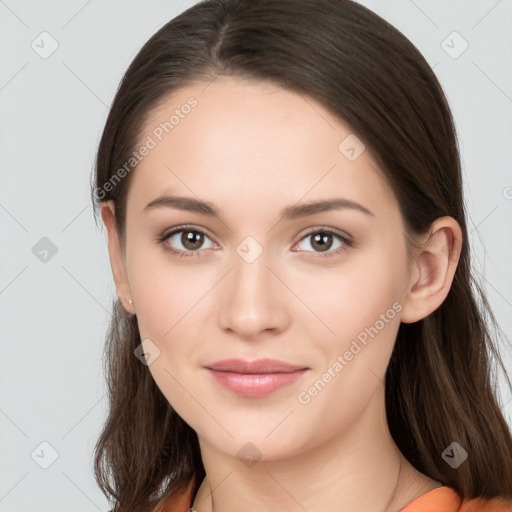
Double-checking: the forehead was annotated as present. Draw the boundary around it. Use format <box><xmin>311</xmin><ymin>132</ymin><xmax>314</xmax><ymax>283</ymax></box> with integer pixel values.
<box><xmin>127</xmin><ymin>76</ymin><xmax>395</xmax><ymax>218</ymax></box>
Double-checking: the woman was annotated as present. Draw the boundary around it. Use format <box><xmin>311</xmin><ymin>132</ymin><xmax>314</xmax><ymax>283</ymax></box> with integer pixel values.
<box><xmin>91</xmin><ymin>0</ymin><xmax>512</xmax><ymax>511</ymax></box>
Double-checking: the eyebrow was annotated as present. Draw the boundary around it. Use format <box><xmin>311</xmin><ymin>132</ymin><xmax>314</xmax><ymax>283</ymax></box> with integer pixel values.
<box><xmin>143</xmin><ymin>195</ymin><xmax>374</xmax><ymax>219</ymax></box>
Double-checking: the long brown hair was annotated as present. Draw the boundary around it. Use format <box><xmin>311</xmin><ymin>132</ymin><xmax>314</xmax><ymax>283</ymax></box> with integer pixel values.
<box><xmin>91</xmin><ymin>0</ymin><xmax>512</xmax><ymax>510</ymax></box>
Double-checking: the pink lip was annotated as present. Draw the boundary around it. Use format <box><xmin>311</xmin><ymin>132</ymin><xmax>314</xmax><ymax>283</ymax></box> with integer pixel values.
<box><xmin>205</xmin><ymin>358</ymin><xmax>309</xmax><ymax>398</ymax></box>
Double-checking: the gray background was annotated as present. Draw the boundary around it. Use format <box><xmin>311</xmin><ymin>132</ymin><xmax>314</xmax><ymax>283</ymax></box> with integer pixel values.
<box><xmin>1</xmin><ymin>0</ymin><xmax>511</xmax><ymax>510</ymax></box>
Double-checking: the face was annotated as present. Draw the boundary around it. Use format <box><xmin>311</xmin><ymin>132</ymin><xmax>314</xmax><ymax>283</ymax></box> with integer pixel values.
<box><xmin>109</xmin><ymin>76</ymin><xmax>417</xmax><ymax>461</ymax></box>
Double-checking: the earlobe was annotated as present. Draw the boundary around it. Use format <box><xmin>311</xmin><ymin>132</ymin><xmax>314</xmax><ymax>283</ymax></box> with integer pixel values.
<box><xmin>100</xmin><ymin>200</ymin><xmax>135</xmax><ymax>315</ymax></box>
<box><xmin>400</xmin><ymin>216</ymin><xmax>463</xmax><ymax>324</ymax></box>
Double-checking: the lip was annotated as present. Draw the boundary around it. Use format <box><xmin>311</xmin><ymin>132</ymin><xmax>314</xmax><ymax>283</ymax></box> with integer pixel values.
<box><xmin>206</xmin><ymin>358</ymin><xmax>306</xmax><ymax>374</ymax></box>
<box><xmin>205</xmin><ymin>358</ymin><xmax>309</xmax><ymax>398</ymax></box>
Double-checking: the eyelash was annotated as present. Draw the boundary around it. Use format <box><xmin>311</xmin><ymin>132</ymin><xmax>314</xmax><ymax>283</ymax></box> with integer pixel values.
<box><xmin>156</xmin><ymin>225</ymin><xmax>353</xmax><ymax>259</ymax></box>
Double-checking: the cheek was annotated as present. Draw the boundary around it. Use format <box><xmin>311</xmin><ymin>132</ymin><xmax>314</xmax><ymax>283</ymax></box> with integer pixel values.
<box><xmin>126</xmin><ymin>235</ymin><xmax>209</xmax><ymax>340</ymax></box>
<box><xmin>287</xmin><ymin>243</ymin><xmax>405</xmax><ymax>423</ymax></box>
<box><xmin>293</xmin><ymin>242</ymin><xmax>406</xmax><ymax>352</ymax></box>
<box><xmin>127</xmin><ymin>252</ymin><xmax>216</xmax><ymax>416</ymax></box>
<box><xmin>292</xmin><ymin>274</ymin><xmax>402</xmax><ymax>445</ymax></box>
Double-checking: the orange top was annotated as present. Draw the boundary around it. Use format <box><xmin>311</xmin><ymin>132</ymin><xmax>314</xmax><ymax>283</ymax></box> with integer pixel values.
<box><xmin>156</xmin><ymin>482</ymin><xmax>512</xmax><ymax>512</ymax></box>
<box><xmin>399</xmin><ymin>486</ymin><xmax>512</xmax><ymax>511</ymax></box>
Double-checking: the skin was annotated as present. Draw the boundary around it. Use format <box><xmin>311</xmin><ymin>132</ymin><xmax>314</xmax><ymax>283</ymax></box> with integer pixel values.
<box><xmin>101</xmin><ymin>76</ymin><xmax>462</xmax><ymax>512</ymax></box>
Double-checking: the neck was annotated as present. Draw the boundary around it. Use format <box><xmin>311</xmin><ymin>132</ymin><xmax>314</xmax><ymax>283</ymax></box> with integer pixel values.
<box><xmin>192</xmin><ymin>386</ymin><xmax>441</xmax><ymax>512</ymax></box>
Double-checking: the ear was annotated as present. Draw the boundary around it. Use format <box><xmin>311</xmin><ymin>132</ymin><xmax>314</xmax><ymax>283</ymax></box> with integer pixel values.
<box><xmin>100</xmin><ymin>200</ymin><xmax>135</xmax><ymax>315</ymax></box>
<box><xmin>400</xmin><ymin>216</ymin><xmax>463</xmax><ymax>324</ymax></box>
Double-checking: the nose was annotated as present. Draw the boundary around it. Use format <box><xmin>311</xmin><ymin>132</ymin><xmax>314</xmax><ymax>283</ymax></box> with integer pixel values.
<box><xmin>217</xmin><ymin>245</ymin><xmax>290</xmax><ymax>340</ymax></box>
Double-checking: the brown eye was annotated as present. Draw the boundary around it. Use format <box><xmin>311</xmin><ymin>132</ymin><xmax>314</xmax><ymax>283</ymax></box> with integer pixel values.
<box><xmin>294</xmin><ymin>229</ymin><xmax>352</xmax><ymax>257</ymax></box>
<box><xmin>310</xmin><ymin>232</ymin><xmax>334</xmax><ymax>252</ymax></box>
<box><xmin>180</xmin><ymin>230</ymin><xmax>205</xmax><ymax>250</ymax></box>
<box><xmin>158</xmin><ymin>226</ymin><xmax>217</xmax><ymax>258</ymax></box>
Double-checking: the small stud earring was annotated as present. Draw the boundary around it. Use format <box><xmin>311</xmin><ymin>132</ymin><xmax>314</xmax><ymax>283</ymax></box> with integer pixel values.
<box><xmin>127</xmin><ymin>299</ymin><xmax>133</xmax><ymax>304</ymax></box>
